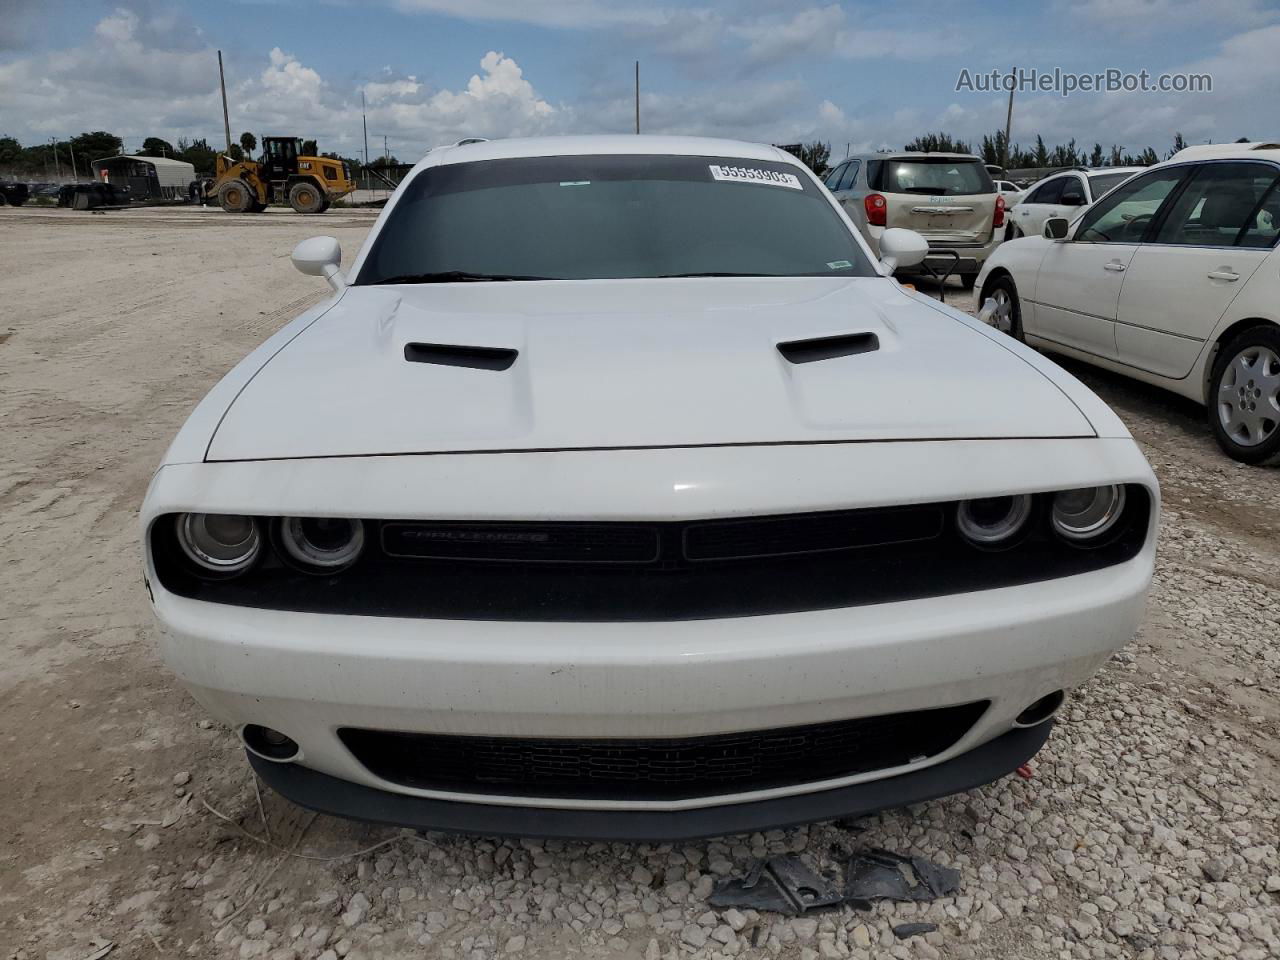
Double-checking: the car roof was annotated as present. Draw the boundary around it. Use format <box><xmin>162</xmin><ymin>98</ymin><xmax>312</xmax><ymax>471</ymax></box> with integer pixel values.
<box><xmin>417</xmin><ymin>135</ymin><xmax>797</xmax><ymax>170</ymax></box>
<box><xmin>1166</xmin><ymin>142</ymin><xmax>1280</xmax><ymax>163</ymax></box>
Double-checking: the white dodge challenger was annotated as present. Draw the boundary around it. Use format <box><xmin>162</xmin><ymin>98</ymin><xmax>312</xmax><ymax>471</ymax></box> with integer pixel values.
<box><xmin>142</xmin><ymin>136</ymin><xmax>1159</xmax><ymax>839</ymax></box>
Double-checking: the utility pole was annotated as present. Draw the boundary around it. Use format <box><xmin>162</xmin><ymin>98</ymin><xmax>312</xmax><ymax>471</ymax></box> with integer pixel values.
<box><xmin>51</xmin><ymin>139</ymin><xmax>62</xmax><ymax>179</ymax></box>
<box><xmin>68</xmin><ymin>140</ymin><xmax>78</xmax><ymax>180</ymax></box>
<box><xmin>361</xmin><ymin>90</ymin><xmax>369</xmax><ymax>169</ymax></box>
<box><xmin>384</xmin><ymin>135</ymin><xmax>389</xmax><ymax>164</ymax></box>
<box><xmin>1002</xmin><ymin>68</ymin><xmax>1015</xmax><ymax>170</ymax></box>
<box><xmin>218</xmin><ymin>49</ymin><xmax>232</xmax><ymax>155</ymax></box>
<box><xmin>634</xmin><ymin>61</ymin><xmax>640</xmax><ymax>135</ymax></box>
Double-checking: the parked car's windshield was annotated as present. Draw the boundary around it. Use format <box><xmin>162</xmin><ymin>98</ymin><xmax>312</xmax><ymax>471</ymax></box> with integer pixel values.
<box><xmin>871</xmin><ymin>158</ymin><xmax>993</xmax><ymax>197</ymax></box>
<box><xmin>355</xmin><ymin>154</ymin><xmax>877</xmax><ymax>283</ymax></box>
<box><xmin>1087</xmin><ymin>171</ymin><xmax>1134</xmax><ymax>198</ymax></box>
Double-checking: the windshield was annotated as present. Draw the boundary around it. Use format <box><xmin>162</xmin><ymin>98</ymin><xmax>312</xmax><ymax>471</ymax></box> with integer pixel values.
<box><xmin>354</xmin><ymin>154</ymin><xmax>876</xmax><ymax>284</ymax></box>
<box><xmin>873</xmin><ymin>158</ymin><xmax>993</xmax><ymax>197</ymax></box>
<box><xmin>1087</xmin><ymin>171</ymin><xmax>1134</xmax><ymax>199</ymax></box>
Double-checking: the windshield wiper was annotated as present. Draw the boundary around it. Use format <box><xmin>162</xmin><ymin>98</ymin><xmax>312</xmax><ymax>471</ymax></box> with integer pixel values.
<box><xmin>370</xmin><ymin>271</ymin><xmax>554</xmax><ymax>284</ymax></box>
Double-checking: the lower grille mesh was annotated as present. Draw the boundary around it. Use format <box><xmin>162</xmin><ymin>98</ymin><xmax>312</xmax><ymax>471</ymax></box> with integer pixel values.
<box><xmin>338</xmin><ymin>701</ymin><xmax>989</xmax><ymax>801</ymax></box>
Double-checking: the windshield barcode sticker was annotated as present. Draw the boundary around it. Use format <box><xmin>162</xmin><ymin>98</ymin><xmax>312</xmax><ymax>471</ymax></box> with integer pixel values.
<box><xmin>709</xmin><ymin>165</ymin><xmax>803</xmax><ymax>189</ymax></box>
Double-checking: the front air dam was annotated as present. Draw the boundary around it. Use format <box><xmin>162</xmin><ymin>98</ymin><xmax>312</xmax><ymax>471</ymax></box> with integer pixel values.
<box><xmin>248</xmin><ymin>721</ymin><xmax>1052</xmax><ymax>842</ymax></box>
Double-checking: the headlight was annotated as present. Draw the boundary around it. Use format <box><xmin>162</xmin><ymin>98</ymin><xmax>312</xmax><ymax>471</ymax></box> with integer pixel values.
<box><xmin>277</xmin><ymin>517</ymin><xmax>365</xmax><ymax>573</ymax></box>
<box><xmin>956</xmin><ymin>494</ymin><xmax>1033</xmax><ymax>548</ymax></box>
<box><xmin>177</xmin><ymin>513</ymin><xmax>261</xmax><ymax>575</ymax></box>
<box><xmin>1051</xmin><ymin>485</ymin><xmax>1127</xmax><ymax>543</ymax></box>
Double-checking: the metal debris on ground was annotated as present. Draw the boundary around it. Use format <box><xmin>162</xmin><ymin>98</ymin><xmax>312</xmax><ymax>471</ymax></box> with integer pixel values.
<box><xmin>844</xmin><ymin>849</ymin><xmax>961</xmax><ymax>903</ymax></box>
<box><xmin>708</xmin><ymin>856</ymin><xmax>843</xmax><ymax>916</ymax></box>
<box><xmin>710</xmin><ymin>848</ymin><xmax>960</xmax><ymax>917</ymax></box>
<box><xmin>893</xmin><ymin>922</ymin><xmax>939</xmax><ymax>939</ymax></box>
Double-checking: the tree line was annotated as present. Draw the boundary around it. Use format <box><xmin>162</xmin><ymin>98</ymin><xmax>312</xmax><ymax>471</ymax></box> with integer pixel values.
<box><xmin>0</xmin><ymin>130</ymin><xmax>383</xmax><ymax>179</ymax></box>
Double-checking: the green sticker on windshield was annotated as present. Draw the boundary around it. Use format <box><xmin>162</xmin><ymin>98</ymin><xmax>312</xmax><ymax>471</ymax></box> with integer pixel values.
<box><xmin>827</xmin><ymin>260</ymin><xmax>853</xmax><ymax>270</ymax></box>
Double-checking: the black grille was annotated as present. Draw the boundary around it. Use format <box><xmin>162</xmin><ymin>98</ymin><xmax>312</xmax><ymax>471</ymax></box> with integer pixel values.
<box><xmin>338</xmin><ymin>702</ymin><xmax>989</xmax><ymax>801</ymax></box>
<box><xmin>685</xmin><ymin>505</ymin><xmax>941</xmax><ymax>561</ymax></box>
<box><xmin>151</xmin><ymin>486</ymin><xmax>1151</xmax><ymax>621</ymax></box>
<box><xmin>382</xmin><ymin>521</ymin><xmax>659</xmax><ymax>563</ymax></box>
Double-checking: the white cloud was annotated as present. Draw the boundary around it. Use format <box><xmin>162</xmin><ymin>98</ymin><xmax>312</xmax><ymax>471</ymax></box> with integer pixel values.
<box><xmin>388</xmin><ymin>0</ymin><xmax>667</xmax><ymax>29</ymax></box>
<box><xmin>1057</xmin><ymin>0</ymin><xmax>1277</xmax><ymax>29</ymax></box>
<box><xmin>94</xmin><ymin>8</ymin><xmax>139</xmax><ymax>44</ymax></box>
<box><xmin>261</xmin><ymin>48</ymin><xmax>325</xmax><ymax>103</ymax></box>
<box><xmin>362</xmin><ymin>78</ymin><xmax>423</xmax><ymax>103</ymax></box>
<box><xmin>731</xmin><ymin>5</ymin><xmax>969</xmax><ymax>63</ymax></box>
<box><xmin>0</xmin><ymin>11</ymin><xmax>560</xmax><ymax>161</ymax></box>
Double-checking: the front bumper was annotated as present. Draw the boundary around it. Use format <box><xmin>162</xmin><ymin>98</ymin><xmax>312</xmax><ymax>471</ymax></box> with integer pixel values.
<box><xmin>155</xmin><ymin>545</ymin><xmax>1150</xmax><ymax>815</ymax></box>
<box><xmin>248</xmin><ymin>721</ymin><xmax>1052</xmax><ymax>841</ymax></box>
<box><xmin>145</xmin><ymin>439</ymin><xmax>1157</xmax><ymax>833</ymax></box>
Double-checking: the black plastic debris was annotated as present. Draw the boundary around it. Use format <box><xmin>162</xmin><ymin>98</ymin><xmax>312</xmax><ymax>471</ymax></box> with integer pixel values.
<box><xmin>709</xmin><ymin>856</ymin><xmax>843</xmax><ymax>916</ymax></box>
<box><xmin>844</xmin><ymin>849</ymin><xmax>960</xmax><ymax>903</ymax></box>
<box><xmin>893</xmin><ymin>922</ymin><xmax>939</xmax><ymax>939</ymax></box>
<box><xmin>711</xmin><ymin>849</ymin><xmax>959</xmax><ymax>917</ymax></box>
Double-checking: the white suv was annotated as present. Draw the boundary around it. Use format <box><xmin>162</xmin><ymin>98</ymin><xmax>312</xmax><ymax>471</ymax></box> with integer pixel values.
<box><xmin>1009</xmin><ymin>168</ymin><xmax>1144</xmax><ymax>239</ymax></box>
<box><xmin>978</xmin><ymin>143</ymin><xmax>1280</xmax><ymax>464</ymax></box>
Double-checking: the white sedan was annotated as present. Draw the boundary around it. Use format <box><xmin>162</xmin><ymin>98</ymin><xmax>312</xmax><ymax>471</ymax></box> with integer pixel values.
<box><xmin>1008</xmin><ymin>167</ymin><xmax>1145</xmax><ymax>240</ymax></box>
<box><xmin>978</xmin><ymin>143</ymin><xmax>1280</xmax><ymax>464</ymax></box>
<box><xmin>142</xmin><ymin>135</ymin><xmax>1157</xmax><ymax>839</ymax></box>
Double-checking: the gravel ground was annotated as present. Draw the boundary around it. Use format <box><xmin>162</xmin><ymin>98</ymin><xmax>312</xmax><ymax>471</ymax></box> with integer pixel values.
<box><xmin>2</xmin><ymin>210</ymin><xmax>1278</xmax><ymax>960</ymax></box>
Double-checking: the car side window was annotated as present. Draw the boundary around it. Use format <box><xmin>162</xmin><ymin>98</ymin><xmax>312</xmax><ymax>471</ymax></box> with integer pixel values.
<box><xmin>823</xmin><ymin>162</ymin><xmax>847</xmax><ymax>190</ymax></box>
<box><xmin>1060</xmin><ymin>176</ymin><xmax>1087</xmax><ymax>206</ymax></box>
<box><xmin>865</xmin><ymin>160</ymin><xmax>884</xmax><ymax>191</ymax></box>
<box><xmin>1074</xmin><ymin>167</ymin><xmax>1190</xmax><ymax>244</ymax></box>
<box><xmin>1240</xmin><ymin>178</ymin><xmax>1280</xmax><ymax>248</ymax></box>
<box><xmin>1151</xmin><ymin>162</ymin><xmax>1280</xmax><ymax>248</ymax></box>
<box><xmin>836</xmin><ymin>160</ymin><xmax>861</xmax><ymax>192</ymax></box>
<box><xmin>1027</xmin><ymin>178</ymin><xmax>1063</xmax><ymax>205</ymax></box>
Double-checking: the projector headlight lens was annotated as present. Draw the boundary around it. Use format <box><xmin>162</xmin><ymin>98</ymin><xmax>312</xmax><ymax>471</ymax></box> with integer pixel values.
<box><xmin>177</xmin><ymin>513</ymin><xmax>261</xmax><ymax>575</ymax></box>
<box><xmin>278</xmin><ymin>517</ymin><xmax>365</xmax><ymax>573</ymax></box>
<box><xmin>1051</xmin><ymin>485</ymin><xmax>1126</xmax><ymax>543</ymax></box>
<box><xmin>956</xmin><ymin>494</ymin><xmax>1033</xmax><ymax>548</ymax></box>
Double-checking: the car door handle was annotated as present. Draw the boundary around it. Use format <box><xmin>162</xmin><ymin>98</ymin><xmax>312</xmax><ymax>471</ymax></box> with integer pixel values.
<box><xmin>1103</xmin><ymin>262</ymin><xmax>1126</xmax><ymax>272</ymax></box>
<box><xmin>1207</xmin><ymin>270</ymin><xmax>1240</xmax><ymax>281</ymax></box>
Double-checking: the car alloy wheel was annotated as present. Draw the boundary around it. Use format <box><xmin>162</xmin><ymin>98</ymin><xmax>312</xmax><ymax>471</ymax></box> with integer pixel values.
<box><xmin>988</xmin><ymin>287</ymin><xmax>1016</xmax><ymax>335</ymax></box>
<box><xmin>982</xmin><ymin>276</ymin><xmax>1023</xmax><ymax>341</ymax></box>
<box><xmin>1217</xmin><ymin>344</ymin><xmax>1280</xmax><ymax>448</ymax></box>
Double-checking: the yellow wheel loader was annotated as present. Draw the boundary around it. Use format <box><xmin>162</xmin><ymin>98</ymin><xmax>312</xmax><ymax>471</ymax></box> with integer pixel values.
<box><xmin>209</xmin><ymin>136</ymin><xmax>355</xmax><ymax>214</ymax></box>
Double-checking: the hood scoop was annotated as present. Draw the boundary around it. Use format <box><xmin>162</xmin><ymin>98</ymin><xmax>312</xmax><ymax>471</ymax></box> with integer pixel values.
<box><xmin>404</xmin><ymin>342</ymin><xmax>518</xmax><ymax>371</ymax></box>
<box><xmin>777</xmin><ymin>332</ymin><xmax>879</xmax><ymax>365</ymax></box>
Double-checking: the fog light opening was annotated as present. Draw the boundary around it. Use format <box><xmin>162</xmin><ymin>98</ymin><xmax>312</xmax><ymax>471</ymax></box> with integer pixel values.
<box><xmin>1015</xmin><ymin>690</ymin><xmax>1065</xmax><ymax>728</ymax></box>
<box><xmin>242</xmin><ymin>724</ymin><xmax>301</xmax><ymax>763</ymax></box>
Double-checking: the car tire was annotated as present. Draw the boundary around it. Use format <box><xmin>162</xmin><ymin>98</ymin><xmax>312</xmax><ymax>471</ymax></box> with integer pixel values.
<box><xmin>289</xmin><ymin>181</ymin><xmax>325</xmax><ymax>214</ymax></box>
<box><xmin>218</xmin><ymin>179</ymin><xmax>253</xmax><ymax>213</ymax></box>
<box><xmin>1207</xmin><ymin>325</ymin><xmax>1280</xmax><ymax>465</ymax></box>
<box><xmin>960</xmin><ymin>272</ymin><xmax>978</xmax><ymax>290</ymax></box>
<box><xmin>982</xmin><ymin>274</ymin><xmax>1024</xmax><ymax>341</ymax></box>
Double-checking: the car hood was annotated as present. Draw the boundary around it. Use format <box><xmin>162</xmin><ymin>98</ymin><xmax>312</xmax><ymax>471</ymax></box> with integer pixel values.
<box><xmin>205</xmin><ymin>278</ymin><xmax>1093</xmax><ymax>461</ymax></box>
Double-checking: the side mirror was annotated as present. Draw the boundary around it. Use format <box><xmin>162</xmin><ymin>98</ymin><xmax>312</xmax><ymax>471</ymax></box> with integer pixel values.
<box><xmin>878</xmin><ymin>227</ymin><xmax>929</xmax><ymax>273</ymax></box>
<box><xmin>291</xmin><ymin>236</ymin><xmax>345</xmax><ymax>292</ymax></box>
<box><xmin>1043</xmin><ymin>217</ymin><xmax>1070</xmax><ymax>241</ymax></box>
